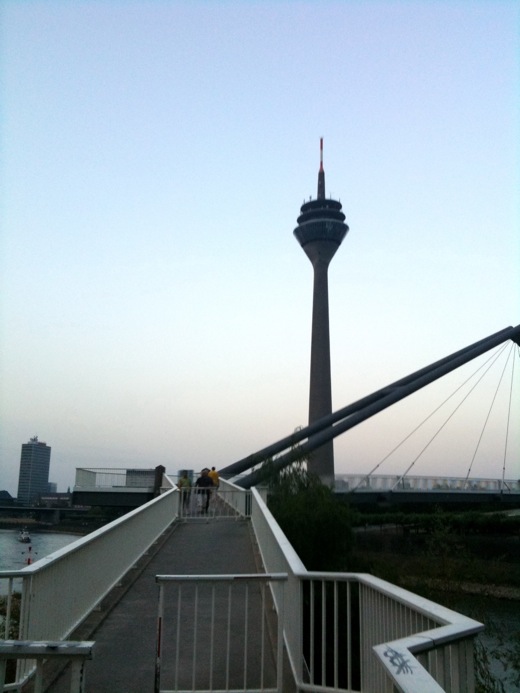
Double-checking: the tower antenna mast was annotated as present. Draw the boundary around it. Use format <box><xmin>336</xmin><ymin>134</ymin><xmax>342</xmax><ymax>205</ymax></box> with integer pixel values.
<box><xmin>317</xmin><ymin>137</ymin><xmax>325</xmax><ymax>199</ymax></box>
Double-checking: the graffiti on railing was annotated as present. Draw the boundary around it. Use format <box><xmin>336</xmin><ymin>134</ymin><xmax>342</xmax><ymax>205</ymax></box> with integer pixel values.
<box><xmin>384</xmin><ymin>646</ymin><xmax>414</xmax><ymax>675</ymax></box>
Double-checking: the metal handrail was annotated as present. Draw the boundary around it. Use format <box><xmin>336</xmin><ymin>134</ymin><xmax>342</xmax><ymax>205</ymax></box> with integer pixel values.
<box><xmin>250</xmin><ymin>487</ymin><xmax>484</xmax><ymax>693</ymax></box>
<box><xmin>154</xmin><ymin>574</ymin><xmax>287</xmax><ymax>693</ymax></box>
<box><xmin>0</xmin><ymin>488</ymin><xmax>177</xmax><ymax>688</ymax></box>
<box><xmin>0</xmin><ymin>640</ymin><xmax>94</xmax><ymax>693</ymax></box>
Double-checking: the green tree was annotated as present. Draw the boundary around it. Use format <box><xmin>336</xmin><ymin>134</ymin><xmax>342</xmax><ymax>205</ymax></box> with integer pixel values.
<box><xmin>264</xmin><ymin>459</ymin><xmax>353</xmax><ymax>571</ymax></box>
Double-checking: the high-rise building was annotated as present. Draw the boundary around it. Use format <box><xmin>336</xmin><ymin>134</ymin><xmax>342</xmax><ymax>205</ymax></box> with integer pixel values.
<box><xmin>294</xmin><ymin>140</ymin><xmax>349</xmax><ymax>485</ymax></box>
<box><xmin>17</xmin><ymin>436</ymin><xmax>51</xmax><ymax>504</ymax></box>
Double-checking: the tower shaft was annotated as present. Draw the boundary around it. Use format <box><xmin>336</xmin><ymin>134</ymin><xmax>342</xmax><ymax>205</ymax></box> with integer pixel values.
<box><xmin>308</xmin><ymin>258</ymin><xmax>334</xmax><ymax>484</ymax></box>
<box><xmin>309</xmin><ymin>259</ymin><xmax>332</xmax><ymax>421</ymax></box>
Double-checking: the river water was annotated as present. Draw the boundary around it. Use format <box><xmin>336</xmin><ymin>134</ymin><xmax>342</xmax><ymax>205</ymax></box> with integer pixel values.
<box><xmin>0</xmin><ymin>528</ymin><xmax>81</xmax><ymax>580</ymax></box>
<box><xmin>434</xmin><ymin>591</ymin><xmax>520</xmax><ymax>692</ymax></box>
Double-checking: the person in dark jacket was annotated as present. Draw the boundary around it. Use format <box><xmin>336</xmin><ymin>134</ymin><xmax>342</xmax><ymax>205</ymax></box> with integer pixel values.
<box><xmin>195</xmin><ymin>468</ymin><xmax>214</xmax><ymax>513</ymax></box>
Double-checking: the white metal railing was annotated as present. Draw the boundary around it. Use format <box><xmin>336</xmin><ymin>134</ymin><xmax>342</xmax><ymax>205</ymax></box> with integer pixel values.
<box><xmin>176</xmin><ymin>479</ymin><xmax>252</xmax><ymax>521</ymax></box>
<box><xmin>219</xmin><ymin>478</ymin><xmax>253</xmax><ymax>517</ymax></box>
<box><xmin>359</xmin><ymin>576</ymin><xmax>480</xmax><ymax>692</ymax></box>
<box><xmin>0</xmin><ymin>488</ymin><xmax>178</xmax><ymax>689</ymax></box>
<box><xmin>73</xmin><ymin>466</ymin><xmax>160</xmax><ymax>490</ymax></box>
<box><xmin>161</xmin><ymin>474</ymin><xmax>177</xmax><ymax>490</ymax></box>
<box><xmin>0</xmin><ymin>641</ymin><xmax>94</xmax><ymax>693</ymax></box>
<box><xmin>335</xmin><ymin>473</ymin><xmax>520</xmax><ymax>493</ymax></box>
<box><xmin>249</xmin><ymin>487</ymin><xmax>484</xmax><ymax>693</ymax></box>
<box><xmin>154</xmin><ymin>573</ymin><xmax>286</xmax><ymax>693</ymax></box>
<box><xmin>0</xmin><ymin>481</ymin><xmax>484</xmax><ymax>693</ymax></box>
<box><xmin>248</xmin><ymin>484</ymin><xmax>305</xmax><ymax>684</ymax></box>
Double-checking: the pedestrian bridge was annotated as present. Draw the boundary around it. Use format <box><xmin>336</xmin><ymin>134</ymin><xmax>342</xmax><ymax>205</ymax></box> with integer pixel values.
<box><xmin>1</xmin><ymin>475</ymin><xmax>482</xmax><ymax>693</ymax></box>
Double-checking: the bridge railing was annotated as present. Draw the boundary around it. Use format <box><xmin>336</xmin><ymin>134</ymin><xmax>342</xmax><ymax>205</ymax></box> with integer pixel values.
<box><xmin>215</xmin><ymin>477</ymin><xmax>252</xmax><ymax>517</ymax></box>
<box><xmin>74</xmin><ymin>466</ymin><xmax>158</xmax><ymax>490</ymax></box>
<box><xmin>168</xmin><ymin>477</ymin><xmax>252</xmax><ymax>520</ymax></box>
<box><xmin>154</xmin><ymin>573</ymin><xmax>286</xmax><ymax>693</ymax></box>
<box><xmin>0</xmin><ymin>482</ymin><xmax>484</xmax><ymax>693</ymax></box>
<box><xmin>250</xmin><ymin>487</ymin><xmax>483</xmax><ymax>693</ymax></box>
<box><xmin>0</xmin><ymin>488</ymin><xmax>178</xmax><ymax>689</ymax></box>
<box><xmin>335</xmin><ymin>473</ymin><xmax>520</xmax><ymax>493</ymax></box>
<box><xmin>0</xmin><ymin>640</ymin><xmax>95</xmax><ymax>693</ymax></box>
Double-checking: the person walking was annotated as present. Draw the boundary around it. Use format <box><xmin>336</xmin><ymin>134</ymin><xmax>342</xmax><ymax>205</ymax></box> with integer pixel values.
<box><xmin>177</xmin><ymin>471</ymin><xmax>191</xmax><ymax>511</ymax></box>
<box><xmin>208</xmin><ymin>467</ymin><xmax>220</xmax><ymax>489</ymax></box>
<box><xmin>195</xmin><ymin>468</ymin><xmax>214</xmax><ymax>513</ymax></box>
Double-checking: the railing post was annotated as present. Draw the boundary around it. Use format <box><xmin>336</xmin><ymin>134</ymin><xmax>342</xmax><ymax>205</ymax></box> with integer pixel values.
<box><xmin>154</xmin><ymin>582</ymin><xmax>164</xmax><ymax>693</ymax></box>
<box><xmin>276</xmin><ymin>579</ymin><xmax>284</xmax><ymax>692</ymax></box>
<box><xmin>0</xmin><ymin>641</ymin><xmax>94</xmax><ymax>693</ymax></box>
<box><xmin>69</xmin><ymin>658</ymin><xmax>89</xmax><ymax>693</ymax></box>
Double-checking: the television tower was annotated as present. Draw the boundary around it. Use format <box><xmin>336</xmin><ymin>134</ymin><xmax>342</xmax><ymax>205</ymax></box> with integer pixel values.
<box><xmin>293</xmin><ymin>139</ymin><xmax>349</xmax><ymax>485</ymax></box>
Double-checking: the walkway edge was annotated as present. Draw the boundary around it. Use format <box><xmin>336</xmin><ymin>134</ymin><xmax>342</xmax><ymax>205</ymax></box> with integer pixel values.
<box><xmin>36</xmin><ymin>522</ymin><xmax>179</xmax><ymax>693</ymax></box>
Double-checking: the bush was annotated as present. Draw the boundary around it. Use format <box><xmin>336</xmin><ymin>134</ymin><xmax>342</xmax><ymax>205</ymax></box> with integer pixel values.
<box><xmin>265</xmin><ymin>460</ymin><xmax>353</xmax><ymax>571</ymax></box>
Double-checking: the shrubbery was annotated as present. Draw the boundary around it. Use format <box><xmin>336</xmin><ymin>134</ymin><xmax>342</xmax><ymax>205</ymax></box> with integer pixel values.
<box><xmin>352</xmin><ymin>509</ymin><xmax>520</xmax><ymax>536</ymax></box>
<box><xmin>264</xmin><ymin>460</ymin><xmax>353</xmax><ymax>571</ymax></box>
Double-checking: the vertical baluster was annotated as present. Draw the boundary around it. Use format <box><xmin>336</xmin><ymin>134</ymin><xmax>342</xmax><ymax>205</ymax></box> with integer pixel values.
<box><xmin>276</xmin><ymin>577</ymin><xmax>284</xmax><ymax>693</ymax></box>
<box><xmin>209</xmin><ymin>583</ymin><xmax>215</xmax><ymax>691</ymax></box>
<box><xmin>174</xmin><ymin>584</ymin><xmax>181</xmax><ymax>691</ymax></box>
<box><xmin>321</xmin><ymin>579</ymin><xmax>326</xmax><ymax>687</ymax></box>
<box><xmin>333</xmin><ymin>579</ymin><xmax>338</xmax><ymax>689</ymax></box>
<box><xmin>309</xmin><ymin>580</ymin><xmax>315</xmax><ymax>684</ymax></box>
<box><xmin>154</xmin><ymin>582</ymin><xmax>164</xmax><ymax>693</ymax></box>
<box><xmin>346</xmin><ymin>580</ymin><xmax>352</xmax><ymax>692</ymax></box>
<box><xmin>0</xmin><ymin>660</ymin><xmax>7</xmax><ymax>692</ymax></box>
<box><xmin>191</xmin><ymin>584</ymin><xmax>198</xmax><ymax>690</ymax></box>
<box><xmin>225</xmin><ymin>583</ymin><xmax>232</xmax><ymax>690</ymax></box>
<box><xmin>243</xmin><ymin>582</ymin><xmax>249</xmax><ymax>689</ymax></box>
<box><xmin>33</xmin><ymin>659</ymin><xmax>44</xmax><ymax>693</ymax></box>
<box><xmin>260</xmin><ymin>581</ymin><xmax>265</xmax><ymax>691</ymax></box>
<box><xmin>4</xmin><ymin>580</ymin><xmax>13</xmax><ymax>639</ymax></box>
<box><xmin>69</xmin><ymin>659</ymin><xmax>87</xmax><ymax>693</ymax></box>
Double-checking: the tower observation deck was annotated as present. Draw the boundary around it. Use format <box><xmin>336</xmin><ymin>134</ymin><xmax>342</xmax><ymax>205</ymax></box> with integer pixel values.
<box><xmin>294</xmin><ymin>139</ymin><xmax>349</xmax><ymax>485</ymax></box>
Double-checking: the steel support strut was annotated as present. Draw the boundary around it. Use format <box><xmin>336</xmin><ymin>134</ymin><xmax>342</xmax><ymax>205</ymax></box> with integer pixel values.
<box><xmin>220</xmin><ymin>325</ymin><xmax>520</xmax><ymax>488</ymax></box>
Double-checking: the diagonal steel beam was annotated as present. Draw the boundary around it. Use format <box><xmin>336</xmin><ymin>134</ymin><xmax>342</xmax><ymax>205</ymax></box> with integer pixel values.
<box><xmin>221</xmin><ymin>324</ymin><xmax>520</xmax><ymax>488</ymax></box>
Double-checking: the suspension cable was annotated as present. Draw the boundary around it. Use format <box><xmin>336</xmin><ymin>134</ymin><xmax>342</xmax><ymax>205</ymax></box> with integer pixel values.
<box><xmin>352</xmin><ymin>342</ymin><xmax>509</xmax><ymax>491</ymax></box>
<box><xmin>501</xmin><ymin>344</ymin><xmax>519</xmax><ymax>492</ymax></box>
<box><xmin>391</xmin><ymin>342</ymin><xmax>510</xmax><ymax>490</ymax></box>
<box><xmin>463</xmin><ymin>343</ymin><xmax>514</xmax><ymax>489</ymax></box>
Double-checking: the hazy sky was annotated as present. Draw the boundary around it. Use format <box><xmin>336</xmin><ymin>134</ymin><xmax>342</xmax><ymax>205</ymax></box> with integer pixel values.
<box><xmin>1</xmin><ymin>0</ymin><xmax>519</xmax><ymax>496</ymax></box>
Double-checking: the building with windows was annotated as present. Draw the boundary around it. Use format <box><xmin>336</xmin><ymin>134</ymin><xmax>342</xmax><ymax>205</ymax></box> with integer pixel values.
<box><xmin>17</xmin><ymin>436</ymin><xmax>51</xmax><ymax>505</ymax></box>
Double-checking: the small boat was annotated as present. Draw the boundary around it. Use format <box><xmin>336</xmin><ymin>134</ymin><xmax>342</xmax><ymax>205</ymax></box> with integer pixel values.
<box><xmin>18</xmin><ymin>528</ymin><xmax>31</xmax><ymax>543</ymax></box>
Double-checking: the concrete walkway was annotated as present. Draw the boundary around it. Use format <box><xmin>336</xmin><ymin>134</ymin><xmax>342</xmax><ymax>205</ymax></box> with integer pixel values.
<box><xmin>48</xmin><ymin>519</ymin><xmax>271</xmax><ymax>693</ymax></box>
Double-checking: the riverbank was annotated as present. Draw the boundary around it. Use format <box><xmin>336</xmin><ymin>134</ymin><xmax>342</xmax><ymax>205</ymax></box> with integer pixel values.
<box><xmin>0</xmin><ymin>517</ymin><xmax>40</xmax><ymax>527</ymax></box>
<box><xmin>351</xmin><ymin>521</ymin><xmax>520</xmax><ymax>598</ymax></box>
<box><xmin>351</xmin><ymin>522</ymin><xmax>520</xmax><ymax>690</ymax></box>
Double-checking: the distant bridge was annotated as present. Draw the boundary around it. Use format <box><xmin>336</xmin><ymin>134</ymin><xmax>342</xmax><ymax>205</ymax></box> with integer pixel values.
<box><xmin>333</xmin><ymin>473</ymin><xmax>520</xmax><ymax>509</ymax></box>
